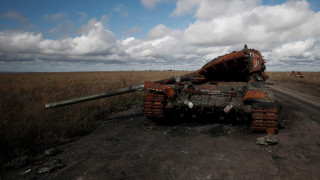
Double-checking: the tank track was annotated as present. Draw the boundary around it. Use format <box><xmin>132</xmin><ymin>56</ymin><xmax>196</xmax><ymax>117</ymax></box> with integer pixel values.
<box><xmin>143</xmin><ymin>93</ymin><xmax>165</xmax><ymax>119</ymax></box>
<box><xmin>143</xmin><ymin>93</ymin><xmax>279</xmax><ymax>133</ymax></box>
<box><xmin>251</xmin><ymin>107</ymin><xmax>278</xmax><ymax>133</ymax></box>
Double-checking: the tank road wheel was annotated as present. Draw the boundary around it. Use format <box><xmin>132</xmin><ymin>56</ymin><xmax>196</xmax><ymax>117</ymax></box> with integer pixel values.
<box><xmin>251</xmin><ymin>107</ymin><xmax>278</xmax><ymax>133</ymax></box>
<box><xmin>143</xmin><ymin>93</ymin><xmax>165</xmax><ymax>121</ymax></box>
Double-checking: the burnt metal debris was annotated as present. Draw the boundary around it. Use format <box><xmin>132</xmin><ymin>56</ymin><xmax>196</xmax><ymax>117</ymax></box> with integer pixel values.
<box><xmin>45</xmin><ymin>45</ymin><xmax>279</xmax><ymax>134</ymax></box>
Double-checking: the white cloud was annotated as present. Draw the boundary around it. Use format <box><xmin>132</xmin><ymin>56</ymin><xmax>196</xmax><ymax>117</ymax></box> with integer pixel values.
<box><xmin>146</xmin><ymin>24</ymin><xmax>172</xmax><ymax>39</ymax></box>
<box><xmin>121</xmin><ymin>37</ymin><xmax>135</xmax><ymax>46</ymax></box>
<box><xmin>1</xmin><ymin>0</ymin><xmax>320</xmax><ymax>71</ymax></box>
<box><xmin>195</xmin><ymin>0</ymin><xmax>260</xmax><ymax>20</ymax></box>
<box><xmin>0</xmin><ymin>31</ymin><xmax>42</xmax><ymax>53</ymax></box>
<box><xmin>269</xmin><ymin>38</ymin><xmax>320</xmax><ymax>69</ymax></box>
<box><xmin>140</xmin><ymin>0</ymin><xmax>165</xmax><ymax>10</ymax></box>
<box><xmin>0</xmin><ymin>17</ymin><xmax>120</xmax><ymax>63</ymax></box>
<box><xmin>171</xmin><ymin>0</ymin><xmax>200</xmax><ymax>16</ymax></box>
<box><xmin>184</xmin><ymin>0</ymin><xmax>316</xmax><ymax>46</ymax></box>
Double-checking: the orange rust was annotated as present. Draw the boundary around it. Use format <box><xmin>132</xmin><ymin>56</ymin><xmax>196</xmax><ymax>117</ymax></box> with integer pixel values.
<box><xmin>250</xmin><ymin>49</ymin><xmax>265</xmax><ymax>73</ymax></box>
<box><xmin>144</xmin><ymin>81</ymin><xmax>175</xmax><ymax>99</ymax></box>
<box><xmin>190</xmin><ymin>76</ymin><xmax>206</xmax><ymax>83</ymax></box>
<box><xmin>251</xmin><ymin>107</ymin><xmax>278</xmax><ymax>133</ymax></box>
<box><xmin>243</xmin><ymin>90</ymin><xmax>267</xmax><ymax>101</ymax></box>
<box><xmin>266</xmin><ymin>128</ymin><xmax>275</xmax><ymax>134</ymax></box>
<box><xmin>143</xmin><ymin>93</ymin><xmax>165</xmax><ymax>119</ymax></box>
<box><xmin>198</xmin><ymin>50</ymin><xmax>248</xmax><ymax>75</ymax></box>
<box><xmin>196</xmin><ymin>47</ymin><xmax>267</xmax><ymax>79</ymax></box>
<box><xmin>261</xmin><ymin>71</ymin><xmax>268</xmax><ymax>81</ymax></box>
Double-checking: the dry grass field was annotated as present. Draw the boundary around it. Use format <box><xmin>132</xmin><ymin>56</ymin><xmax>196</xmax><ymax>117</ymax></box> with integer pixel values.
<box><xmin>0</xmin><ymin>71</ymin><xmax>319</xmax><ymax>165</ymax></box>
<box><xmin>0</xmin><ymin>71</ymin><xmax>188</xmax><ymax>165</ymax></box>
<box><xmin>266</xmin><ymin>71</ymin><xmax>320</xmax><ymax>86</ymax></box>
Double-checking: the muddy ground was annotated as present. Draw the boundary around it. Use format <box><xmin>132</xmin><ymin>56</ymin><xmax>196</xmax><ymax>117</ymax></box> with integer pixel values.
<box><xmin>2</xmin><ymin>81</ymin><xmax>320</xmax><ymax>179</ymax></box>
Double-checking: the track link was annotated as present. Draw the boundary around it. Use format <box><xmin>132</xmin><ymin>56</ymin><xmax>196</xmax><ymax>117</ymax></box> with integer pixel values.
<box><xmin>143</xmin><ymin>93</ymin><xmax>165</xmax><ymax>119</ymax></box>
<box><xmin>251</xmin><ymin>107</ymin><xmax>278</xmax><ymax>133</ymax></box>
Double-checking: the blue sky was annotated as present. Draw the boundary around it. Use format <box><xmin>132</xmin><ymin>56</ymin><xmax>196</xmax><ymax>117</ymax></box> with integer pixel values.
<box><xmin>0</xmin><ymin>0</ymin><xmax>194</xmax><ymax>39</ymax></box>
<box><xmin>0</xmin><ymin>0</ymin><xmax>320</xmax><ymax>72</ymax></box>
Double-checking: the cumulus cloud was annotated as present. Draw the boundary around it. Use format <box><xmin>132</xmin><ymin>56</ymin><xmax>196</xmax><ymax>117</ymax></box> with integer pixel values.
<box><xmin>171</xmin><ymin>0</ymin><xmax>199</xmax><ymax>16</ymax></box>
<box><xmin>179</xmin><ymin>0</ymin><xmax>320</xmax><ymax>71</ymax></box>
<box><xmin>1</xmin><ymin>0</ymin><xmax>320</xmax><ymax>71</ymax></box>
<box><xmin>183</xmin><ymin>0</ymin><xmax>316</xmax><ymax>47</ymax></box>
<box><xmin>0</xmin><ymin>17</ymin><xmax>120</xmax><ymax>64</ymax></box>
<box><xmin>0</xmin><ymin>31</ymin><xmax>42</xmax><ymax>53</ymax></box>
<box><xmin>146</xmin><ymin>24</ymin><xmax>172</xmax><ymax>39</ymax></box>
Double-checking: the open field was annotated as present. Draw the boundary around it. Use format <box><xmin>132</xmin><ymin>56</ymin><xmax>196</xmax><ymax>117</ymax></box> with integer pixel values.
<box><xmin>0</xmin><ymin>71</ymin><xmax>189</xmax><ymax>165</ymax></box>
<box><xmin>0</xmin><ymin>71</ymin><xmax>319</xmax><ymax>168</ymax></box>
<box><xmin>266</xmin><ymin>71</ymin><xmax>320</xmax><ymax>86</ymax></box>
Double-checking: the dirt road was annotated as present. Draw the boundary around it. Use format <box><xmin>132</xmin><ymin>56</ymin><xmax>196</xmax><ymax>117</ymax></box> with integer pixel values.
<box><xmin>4</xmin><ymin>81</ymin><xmax>320</xmax><ymax>179</ymax></box>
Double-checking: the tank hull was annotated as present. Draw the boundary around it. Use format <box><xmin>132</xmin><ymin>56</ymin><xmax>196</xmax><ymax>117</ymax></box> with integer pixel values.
<box><xmin>143</xmin><ymin>81</ymin><xmax>278</xmax><ymax>132</ymax></box>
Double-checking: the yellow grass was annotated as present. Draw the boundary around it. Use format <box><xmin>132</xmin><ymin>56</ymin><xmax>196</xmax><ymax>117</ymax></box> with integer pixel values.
<box><xmin>0</xmin><ymin>71</ymin><xmax>189</xmax><ymax>164</ymax></box>
<box><xmin>266</xmin><ymin>72</ymin><xmax>320</xmax><ymax>86</ymax></box>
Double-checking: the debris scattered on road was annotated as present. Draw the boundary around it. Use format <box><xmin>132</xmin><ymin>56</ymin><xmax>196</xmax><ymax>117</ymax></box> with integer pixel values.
<box><xmin>20</xmin><ymin>168</ymin><xmax>31</xmax><ymax>175</ymax></box>
<box><xmin>180</xmin><ymin>150</ymin><xmax>188</xmax><ymax>154</ymax></box>
<box><xmin>265</xmin><ymin>134</ymin><xmax>279</xmax><ymax>145</ymax></box>
<box><xmin>38</xmin><ymin>159</ymin><xmax>64</xmax><ymax>174</ymax></box>
<box><xmin>4</xmin><ymin>155</ymin><xmax>29</xmax><ymax>169</ymax></box>
<box><xmin>256</xmin><ymin>136</ymin><xmax>268</xmax><ymax>145</ymax></box>
<box><xmin>45</xmin><ymin>148</ymin><xmax>62</xmax><ymax>156</ymax></box>
<box><xmin>256</xmin><ymin>134</ymin><xmax>279</xmax><ymax>145</ymax></box>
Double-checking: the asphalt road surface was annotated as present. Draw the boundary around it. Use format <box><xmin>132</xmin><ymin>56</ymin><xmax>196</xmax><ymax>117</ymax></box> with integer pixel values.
<box><xmin>4</xmin><ymin>81</ymin><xmax>320</xmax><ymax>180</ymax></box>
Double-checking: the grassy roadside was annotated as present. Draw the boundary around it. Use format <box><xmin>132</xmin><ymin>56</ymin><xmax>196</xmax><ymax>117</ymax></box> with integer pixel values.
<box><xmin>0</xmin><ymin>71</ymin><xmax>188</xmax><ymax>165</ymax></box>
<box><xmin>266</xmin><ymin>72</ymin><xmax>320</xmax><ymax>87</ymax></box>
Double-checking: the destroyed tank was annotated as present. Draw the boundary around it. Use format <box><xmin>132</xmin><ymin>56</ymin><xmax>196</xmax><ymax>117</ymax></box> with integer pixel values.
<box><xmin>45</xmin><ymin>45</ymin><xmax>278</xmax><ymax>133</ymax></box>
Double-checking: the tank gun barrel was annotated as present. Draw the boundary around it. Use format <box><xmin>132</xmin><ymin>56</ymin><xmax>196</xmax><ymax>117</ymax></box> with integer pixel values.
<box><xmin>45</xmin><ymin>72</ymin><xmax>197</xmax><ymax>109</ymax></box>
<box><xmin>45</xmin><ymin>84</ymin><xmax>144</xmax><ymax>109</ymax></box>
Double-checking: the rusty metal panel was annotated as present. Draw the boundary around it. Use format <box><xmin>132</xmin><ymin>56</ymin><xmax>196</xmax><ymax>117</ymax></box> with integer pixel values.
<box><xmin>243</xmin><ymin>90</ymin><xmax>268</xmax><ymax>101</ymax></box>
<box><xmin>144</xmin><ymin>81</ymin><xmax>175</xmax><ymax>99</ymax></box>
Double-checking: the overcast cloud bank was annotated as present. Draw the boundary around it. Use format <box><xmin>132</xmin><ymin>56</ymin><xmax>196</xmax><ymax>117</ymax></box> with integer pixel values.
<box><xmin>0</xmin><ymin>0</ymin><xmax>319</xmax><ymax>72</ymax></box>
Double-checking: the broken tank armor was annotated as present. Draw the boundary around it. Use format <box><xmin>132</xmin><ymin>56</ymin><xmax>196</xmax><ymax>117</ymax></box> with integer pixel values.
<box><xmin>45</xmin><ymin>45</ymin><xmax>278</xmax><ymax>133</ymax></box>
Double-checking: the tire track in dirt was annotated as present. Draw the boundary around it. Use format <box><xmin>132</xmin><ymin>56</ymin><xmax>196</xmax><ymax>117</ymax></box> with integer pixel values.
<box><xmin>269</xmin><ymin>83</ymin><xmax>320</xmax><ymax>125</ymax></box>
<box><xmin>270</xmin><ymin>84</ymin><xmax>320</xmax><ymax>109</ymax></box>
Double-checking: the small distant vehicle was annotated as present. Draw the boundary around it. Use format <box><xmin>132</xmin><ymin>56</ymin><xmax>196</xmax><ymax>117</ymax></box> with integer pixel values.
<box><xmin>291</xmin><ymin>71</ymin><xmax>304</xmax><ymax>78</ymax></box>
